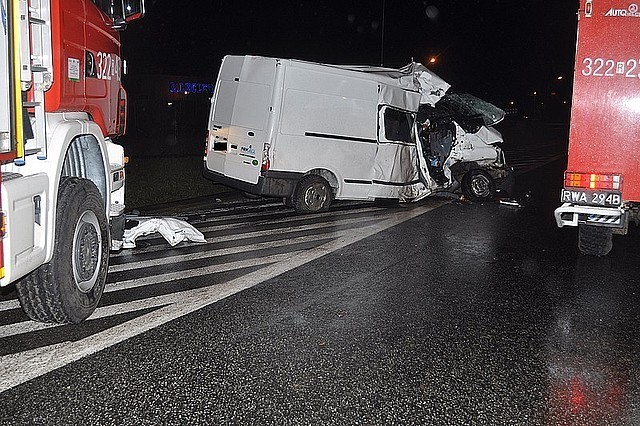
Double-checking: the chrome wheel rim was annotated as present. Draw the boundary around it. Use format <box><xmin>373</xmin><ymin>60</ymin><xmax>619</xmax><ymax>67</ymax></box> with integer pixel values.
<box><xmin>72</xmin><ymin>210</ymin><xmax>102</xmax><ymax>293</ymax></box>
<box><xmin>304</xmin><ymin>183</ymin><xmax>328</xmax><ymax>210</ymax></box>
<box><xmin>471</xmin><ymin>174</ymin><xmax>491</xmax><ymax>198</ymax></box>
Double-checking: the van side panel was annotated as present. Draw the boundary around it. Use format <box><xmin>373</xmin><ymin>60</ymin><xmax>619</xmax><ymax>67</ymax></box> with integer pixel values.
<box><xmin>275</xmin><ymin>65</ymin><xmax>379</xmax><ymax>199</ymax></box>
<box><xmin>205</xmin><ymin>56</ymin><xmax>426</xmax><ymax>201</ymax></box>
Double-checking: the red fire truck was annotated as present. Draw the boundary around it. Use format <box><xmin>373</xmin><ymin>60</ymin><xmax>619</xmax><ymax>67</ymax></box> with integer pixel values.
<box><xmin>555</xmin><ymin>0</ymin><xmax>640</xmax><ymax>256</ymax></box>
<box><xmin>0</xmin><ymin>0</ymin><xmax>144</xmax><ymax>323</ymax></box>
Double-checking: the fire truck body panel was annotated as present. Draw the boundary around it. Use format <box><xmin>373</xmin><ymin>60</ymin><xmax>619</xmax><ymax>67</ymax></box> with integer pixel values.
<box><xmin>47</xmin><ymin>0</ymin><xmax>122</xmax><ymax>136</ymax></box>
<box><xmin>555</xmin><ymin>0</ymin><xmax>640</xmax><ymax>255</ymax></box>
<box><xmin>566</xmin><ymin>0</ymin><xmax>640</xmax><ymax>201</ymax></box>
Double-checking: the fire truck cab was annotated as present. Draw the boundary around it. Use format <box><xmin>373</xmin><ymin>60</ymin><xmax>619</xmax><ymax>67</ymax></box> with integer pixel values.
<box><xmin>0</xmin><ymin>0</ymin><xmax>144</xmax><ymax>323</ymax></box>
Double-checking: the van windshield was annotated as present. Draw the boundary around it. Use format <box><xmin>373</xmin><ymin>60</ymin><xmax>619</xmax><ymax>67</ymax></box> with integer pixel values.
<box><xmin>438</xmin><ymin>93</ymin><xmax>505</xmax><ymax>131</ymax></box>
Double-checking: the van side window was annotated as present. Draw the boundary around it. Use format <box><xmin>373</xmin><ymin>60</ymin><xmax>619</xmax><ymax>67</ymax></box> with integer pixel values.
<box><xmin>383</xmin><ymin>108</ymin><xmax>413</xmax><ymax>143</ymax></box>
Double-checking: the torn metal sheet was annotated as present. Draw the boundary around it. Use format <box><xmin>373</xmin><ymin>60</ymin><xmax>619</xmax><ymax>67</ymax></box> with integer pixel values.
<box><xmin>123</xmin><ymin>217</ymin><xmax>206</xmax><ymax>249</ymax></box>
<box><xmin>334</xmin><ymin>61</ymin><xmax>450</xmax><ymax>106</ymax></box>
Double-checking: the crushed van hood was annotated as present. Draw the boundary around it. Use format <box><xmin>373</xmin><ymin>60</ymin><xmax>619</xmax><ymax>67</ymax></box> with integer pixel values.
<box><xmin>405</xmin><ymin>62</ymin><xmax>451</xmax><ymax>106</ymax></box>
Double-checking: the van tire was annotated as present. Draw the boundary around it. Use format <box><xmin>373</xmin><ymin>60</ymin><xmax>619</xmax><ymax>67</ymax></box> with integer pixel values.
<box><xmin>15</xmin><ymin>177</ymin><xmax>109</xmax><ymax>324</ymax></box>
<box><xmin>578</xmin><ymin>224</ymin><xmax>613</xmax><ymax>256</ymax></box>
<box><xmin>462</xmin><ymin>169</ymin><xmax>496</xmax><ymax>201</ymax></box>
<box><xmin>293</xmin><ymin>175</ymin><xmax>333</xmax><ymax>213</ymax></box>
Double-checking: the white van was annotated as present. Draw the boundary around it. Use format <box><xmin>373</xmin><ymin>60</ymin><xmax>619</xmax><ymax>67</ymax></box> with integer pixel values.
<box><xmin>203</xmin><ymin>55</ymin><xmax>511</xmax><ymax>213</ymax></box>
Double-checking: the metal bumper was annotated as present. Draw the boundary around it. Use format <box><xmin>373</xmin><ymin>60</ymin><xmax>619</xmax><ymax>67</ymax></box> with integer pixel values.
<box><xmin>554</xmin><ymin>203</ymin><xmax>626</xmax><ymax>229</ymax></box>
<box><xmin>202</xmin><ymin>163</ymin><xmax>303</xmax><ymax>198</ymax></box>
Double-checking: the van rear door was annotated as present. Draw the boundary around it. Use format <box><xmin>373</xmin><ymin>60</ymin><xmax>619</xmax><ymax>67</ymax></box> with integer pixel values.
<box><xmin>206</xmin><ymin>56</ymin><xmax>274</xmax><ymax>185</ymax></box>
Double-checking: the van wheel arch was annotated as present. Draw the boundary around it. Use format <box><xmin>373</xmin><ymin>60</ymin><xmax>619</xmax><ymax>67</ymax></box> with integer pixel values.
<box><xmin>308</xmin><ymin>169</ymin><xmax>338</xmax><ymax>194</ymax></box>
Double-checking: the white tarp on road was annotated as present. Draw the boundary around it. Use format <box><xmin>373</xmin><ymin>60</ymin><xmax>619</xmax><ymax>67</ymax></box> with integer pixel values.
<box><xmin>123</xmin><ymin>217</ymin><xmax>206</xmax><ymax>249</ymax></box>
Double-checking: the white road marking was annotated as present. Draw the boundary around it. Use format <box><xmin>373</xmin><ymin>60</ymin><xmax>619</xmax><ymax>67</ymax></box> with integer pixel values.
<box><xmin>108</xmin><ymin>218</ymin><xmax>366</xmax><ymax>274</ymax></box>
<box><xmin>107</xmin><ymin>232</ymin><xmax>333</xmax><ymax>273</ymax></box>
<box><xmin>0</xmin><ymin>213</ymin><xmax>374</xmax><ymax>313</ymax></box>
<box><xmin>0</xmin><ymin>300</ymin><xmax>19</xmax><ymax>312</ymax></box>
<box><xmin>120</xmin><ymin>212</ymin><xmax>383</xmax><ymax>256</ymax></box>
<box><xmin>0</xmin><ymin>201</ymin><xmax>446</xmax><ymax>393</ymax></box>
<box><xmin>111</xmin><ymin>203</ymin><xmax>379</xmax><ymax>257</ymax></box>
<box><xmin>104</xmin><ymin>250</ymin><xmax>302</xmax><ymax>293</ymax></box>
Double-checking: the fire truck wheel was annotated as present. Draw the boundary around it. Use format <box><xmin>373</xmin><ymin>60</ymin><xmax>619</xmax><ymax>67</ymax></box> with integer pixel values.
<box><xmin>462</xmin><ymin>169</ymin><xmax>496</xmax><ymax>202</ymax></box>
<box><xmin>16</xmin><ymin>177</ymin><xmax>109</xmax><ymax>324</ymax></box>
<box><xmin>578</xmin><ymin>224</ymin><xmax>613</xmax><ymax>256</ymax></box>
<box><xmin>293</xmin><ymin>175</ymin><xmax>333</xmax><ymax>213</ymax></box>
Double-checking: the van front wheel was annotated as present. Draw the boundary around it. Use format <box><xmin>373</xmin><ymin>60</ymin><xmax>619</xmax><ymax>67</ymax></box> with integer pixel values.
<box><xmin>293</xmin><ymin>175</ymin><xmax>333</xmax><ymax>213</ymax></box>
<box><xmin>462</xmin><ymin>169</ymin><xmax>496</xmax><ymax>201</ymax></box>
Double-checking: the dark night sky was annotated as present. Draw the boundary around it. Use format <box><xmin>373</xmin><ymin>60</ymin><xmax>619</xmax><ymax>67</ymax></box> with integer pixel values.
<box><xmin>121</xmin><ymin>0</ymin><xmax>579</xmax><ymax>108</ymax></box>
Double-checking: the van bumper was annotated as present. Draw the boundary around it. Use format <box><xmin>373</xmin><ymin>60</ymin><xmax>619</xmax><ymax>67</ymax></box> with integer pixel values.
<box><xmin>203</xmin><ymin>164</ymin><xmax>303</xmax><ymax>198</ymax></box>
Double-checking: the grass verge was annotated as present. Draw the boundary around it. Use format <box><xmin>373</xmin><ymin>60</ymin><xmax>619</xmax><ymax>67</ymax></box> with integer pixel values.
<box><xmin>124</xmin><ymin>155</ymin><xmax>228</xmax><ymax>210</ymax></box>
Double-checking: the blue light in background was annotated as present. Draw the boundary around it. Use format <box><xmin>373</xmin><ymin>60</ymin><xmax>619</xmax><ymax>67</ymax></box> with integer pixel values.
<box><xmin>169</xmin><ymin>81</ymin><xmax>214</xmax><ymax>95</ymax></box>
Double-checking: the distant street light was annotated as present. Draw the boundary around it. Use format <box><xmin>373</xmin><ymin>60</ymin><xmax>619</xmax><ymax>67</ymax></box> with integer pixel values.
<box><xmin>428</xmin><ymin>56</ymin><xmax>437</xmax><ymax>64</ymax></box>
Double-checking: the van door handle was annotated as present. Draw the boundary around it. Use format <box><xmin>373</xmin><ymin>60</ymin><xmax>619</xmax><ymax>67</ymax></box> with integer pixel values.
<box><xmin>247</xmin><ymin>132</ymin><xmax>254</xmax><ymax>137</ymax></box>
<box><xmin>230</xmin><ymin>144</ymin><xmax>237</xmax><ymax>149</ymax></box>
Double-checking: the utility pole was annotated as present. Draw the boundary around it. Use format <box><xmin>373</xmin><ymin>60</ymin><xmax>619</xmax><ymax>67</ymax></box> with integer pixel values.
<box><xmin>380</xmin><ymin>0</ymin><xmax>385</xmax><ymax>66</ymax></box>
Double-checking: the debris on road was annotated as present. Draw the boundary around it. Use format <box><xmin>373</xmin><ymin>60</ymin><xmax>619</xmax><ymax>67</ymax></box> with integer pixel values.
<box><xmin>123</xmin><ymin>217</ymin><xmax>206</xmax><ymax>249</ymax></box>
<box><xmin>499</xmin><ymin>199</ymin><xmax>523</xmax><ymax>208</ymax></box>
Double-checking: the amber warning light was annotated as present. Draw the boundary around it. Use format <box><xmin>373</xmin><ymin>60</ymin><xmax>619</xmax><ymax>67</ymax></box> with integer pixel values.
<box><xmin>585</xmin><ymin>0</ymin><xmax>593</xmax><ymax>17</ymax></box>
<box><xmin>564</xmin><ymin>172</ymin><xmax>622</xmax><ymax>190</ymax></box>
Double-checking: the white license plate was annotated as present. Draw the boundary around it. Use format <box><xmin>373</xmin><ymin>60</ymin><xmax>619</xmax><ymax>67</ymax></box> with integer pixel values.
<box><xmin>561</xmin><ymin>189</ymin><xmax>622</xmax><ymax>207</ymax></box>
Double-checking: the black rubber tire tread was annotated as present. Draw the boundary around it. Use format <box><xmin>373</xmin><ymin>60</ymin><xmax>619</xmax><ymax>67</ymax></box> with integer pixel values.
<box><xmin>15</xmin><ymin>177</ymin><xmax>109</xmax><ymax>324</ymax></box>
<box><xmin>578</xmin><ymin>224</ymin><xmax>613</xmax><ymax>257</ymax></box>
<box><xmin>293</xmin><ymin>175</ymin><xmax>333</xmax><ymax>214</ymax></box>
<box><xmin>462</xmin><ymin>169</ymin><xmax>496</xmax><ymax>202</ymax></box>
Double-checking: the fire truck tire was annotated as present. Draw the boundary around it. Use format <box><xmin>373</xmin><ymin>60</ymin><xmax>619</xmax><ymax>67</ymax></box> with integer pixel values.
<box><xmin>462</xmin><ymin>169</ymin><xmax>496</xmax><ymax>202</ymax></box>
<box><xmin>16</xmin><ymin>177</ymin><xmax>109</xmax><ymax>324</ymax></box>
<box><xmin>293</xmin><ymin>175</ymin><xmax>333</xmax><ymax>213</ymax></box>
<box><xmin>578</xmin><ymin>224</ymin><xmax>613</xmax><ymax>256</ymax></box>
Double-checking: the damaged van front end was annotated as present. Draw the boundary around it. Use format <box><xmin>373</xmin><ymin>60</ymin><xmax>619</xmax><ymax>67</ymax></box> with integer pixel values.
<box><xmin>417</xmin><ymin>92</ymin><xmax>513</xmax><ymax>201</ymax></box>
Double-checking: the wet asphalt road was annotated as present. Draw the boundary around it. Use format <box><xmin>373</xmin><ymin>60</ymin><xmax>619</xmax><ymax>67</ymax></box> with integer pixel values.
<box><xmin>2</xmin><ymin>159</ymin><xmax>640</xmax><ymax>424</ymax></box>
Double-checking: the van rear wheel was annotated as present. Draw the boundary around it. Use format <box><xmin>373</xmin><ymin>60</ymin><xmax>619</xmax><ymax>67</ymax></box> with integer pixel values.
<box><xmin>293</xmin><ymin>175</ymin><xmax>333</xmax><ymax>213</ymax></box>
<box><xmin>578</xmin><ymin>224</ymin><xmax>613</xmax><ymax>256</ymax></box>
